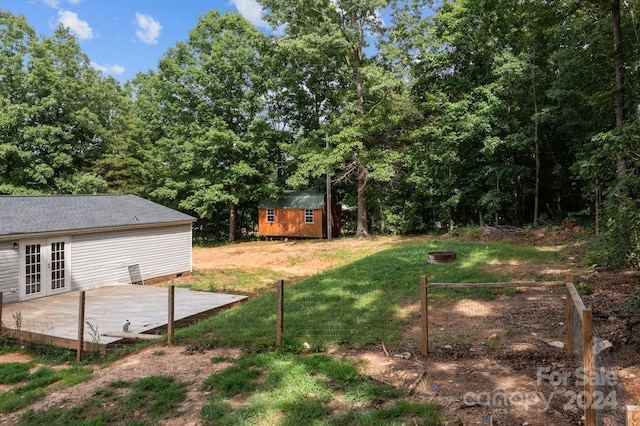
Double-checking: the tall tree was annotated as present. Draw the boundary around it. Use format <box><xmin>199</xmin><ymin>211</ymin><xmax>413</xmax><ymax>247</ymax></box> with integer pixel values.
<box><xmin>261</xmin><ymin>0</ymin><xmax>401</xmax><ymax>236</ymax></box>
<box><xmin>93</xmin><ymin>80</ymin><xmax>150</xmax><ymax>195</ymax></box>
<box><xmin>0</xmin><ymin>15</ymin><xmax>115</xmax><ymax>194</ymax></box>
<box><xmin>142</xmin><ymin>11</ymin><xmax>274</xmax><ymax>242</ymax></box>
<box><xmin>0</xmin><ymin>11</ymin><xmax>34</xmax><ymax>193</ymax></box>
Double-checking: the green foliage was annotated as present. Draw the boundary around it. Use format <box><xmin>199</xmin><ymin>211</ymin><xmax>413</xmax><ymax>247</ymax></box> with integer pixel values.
<box><xmin>0</xmin><ymin>13</ymin><xmax>119</xmax><ymax>195</ymax></box>
<box><xmin>4</xmin><ymin>1</ymin><xmax>640</xmax><ymax>262</ymax></box>
<box><xmin>575</xmin><ymin>282</ymin><xmax>593</xmax><ymax>296</ymax></box>
<box><xmin>137</xmin><ymin>11</ymin><xmax>277</xmax><ymax>241</ymax></box>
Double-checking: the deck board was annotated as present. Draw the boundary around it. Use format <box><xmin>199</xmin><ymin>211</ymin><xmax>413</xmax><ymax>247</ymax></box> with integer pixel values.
<box><xmin>1</xmin><ymin>284</ymin><xmax>247</xmax><ymax>350</ymax></box>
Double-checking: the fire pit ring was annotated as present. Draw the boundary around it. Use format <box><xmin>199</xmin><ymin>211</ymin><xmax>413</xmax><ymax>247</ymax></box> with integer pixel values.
<box><xmin>427</xmin><ymin>251</ymin><xmax>457</xmax><ymax>264</ymax></box>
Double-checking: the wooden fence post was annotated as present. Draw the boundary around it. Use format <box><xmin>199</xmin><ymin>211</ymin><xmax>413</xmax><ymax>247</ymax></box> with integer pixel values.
<box><xmin>167</xmin><ymin>285</ymin><xmax>175</xmax><ymax>345</ymax></box>
<box><xmin>420</xmin><ymin>276</ymin><xmax>428</xmax><ymax>357</ymax></box>
<box><xmin>627</xmin><ymin>405</ymin><xmax>640</xmax><ymax>426</ymax></box>
<box><xmin>276</xmin><ymin>280</ymin><xmax>284</xmax><ymax>346</ymax></box>
<box><xmin>565</xmin><ymin>275</ymin><xmax>575</xmax><ymax>356</ymax></box>
<box><xmin>77</xmin><ymin>291</ymin><xmax>85</xmax><ymax>362</ymax></box>
<box><xmin>582</xmin><ymin>308</ymin><xmax>596</xmax><ymax>426</ymax></box>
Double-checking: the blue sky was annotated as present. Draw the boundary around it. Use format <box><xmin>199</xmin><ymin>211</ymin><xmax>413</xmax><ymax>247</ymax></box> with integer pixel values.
<box><xmin>3</xmin><ymin>0</ymin><xmax>269</xmax><ymax>82</ymax></box>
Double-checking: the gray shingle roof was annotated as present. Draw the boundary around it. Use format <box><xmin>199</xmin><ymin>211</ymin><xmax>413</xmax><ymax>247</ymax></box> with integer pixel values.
<box><xmin>0</xmin><ymin>195</ymin><xmax>195</xmax><ymax>237</ymax></box>
<box><xmin>259</xmin><ymin>190</ymin><xmax>325</xmax><ymax>210</ymax></box>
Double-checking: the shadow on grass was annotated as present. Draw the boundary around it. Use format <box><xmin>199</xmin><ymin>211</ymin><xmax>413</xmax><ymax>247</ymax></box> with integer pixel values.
<box><xmin>200</xmin><ymin>351</ymin><xmax>439</xmax><ymax>426</ymax></box>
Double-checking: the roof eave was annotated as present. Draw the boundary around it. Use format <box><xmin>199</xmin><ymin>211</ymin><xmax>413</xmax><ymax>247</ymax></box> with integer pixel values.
<box><xmin>0</xmin><ymin>219</ymin><xmax>196</xmax><ymax>242</ymax></box>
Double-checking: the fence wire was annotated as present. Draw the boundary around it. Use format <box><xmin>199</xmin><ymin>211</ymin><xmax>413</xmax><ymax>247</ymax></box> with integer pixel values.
<box><xmin>427</xmin><ymin>286</ymin><xmax>566</xmax><ymax>355</ymax></box>
<box><xmin>0</xmin><ymin>279</ymin><xmax>633</xmax><ymax>425</ymax></box>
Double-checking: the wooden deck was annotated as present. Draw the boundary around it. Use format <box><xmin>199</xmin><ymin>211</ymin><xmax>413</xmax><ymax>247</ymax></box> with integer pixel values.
<box><xmin>0</xmin><ymin>284</ymin><xmax>248</xmax><ymax>351</ymax></box>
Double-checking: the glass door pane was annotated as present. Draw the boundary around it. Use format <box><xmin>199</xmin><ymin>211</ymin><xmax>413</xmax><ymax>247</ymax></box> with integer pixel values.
<box><xmin>49</xmin><ymin>241</ymin><xmax>66</xmax><ymax>291</ymax></box>
<box><xmin>24</xmin><ymin>243</ymin><xmax>43</xmax><ymax>297</ymax></box>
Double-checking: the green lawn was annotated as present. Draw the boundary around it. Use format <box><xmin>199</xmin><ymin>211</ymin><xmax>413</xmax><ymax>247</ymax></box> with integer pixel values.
<box><xmin>175</xmin><ymin>238</ymin><xmax>567</xmax><ymax>349</ymax></box>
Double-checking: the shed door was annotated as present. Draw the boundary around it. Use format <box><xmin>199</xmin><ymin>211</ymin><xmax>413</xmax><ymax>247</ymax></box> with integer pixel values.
<box><xmin>20</xmin><ymin>238</ymin><xmax>70</xmax><ymax>301</ymax></box>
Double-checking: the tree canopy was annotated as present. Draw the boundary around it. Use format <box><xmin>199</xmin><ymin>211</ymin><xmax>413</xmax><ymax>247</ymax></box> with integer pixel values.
<box><xmin>2</xmin><ymin>2</ymin><xmax>640</xmax><ymax>264</ymax></box>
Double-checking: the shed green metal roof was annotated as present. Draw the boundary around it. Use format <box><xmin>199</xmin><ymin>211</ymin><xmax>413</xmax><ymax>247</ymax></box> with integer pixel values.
<box><xmin>259</xmin><ymin>190</ymin><xmax>325</xmax><ymax>210</ymax></box>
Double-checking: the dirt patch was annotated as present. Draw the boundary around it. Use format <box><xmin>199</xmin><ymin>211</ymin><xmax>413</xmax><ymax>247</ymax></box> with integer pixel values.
<box><xmin>191</xmin><ymin>237</ymin><xmax>399</xmax><ymax>278</ymax></box>
<box><xmin>0</xmin><ymin>353</ymin><xmax>33</xmax><ymax>364</ymax></box>
<box><xmin>1</xmin><ymin>345</ymin><xmax>241</xmax><ymax>425</ymax></box>
<box><xmin>2</xmin><ymin>231</ymin><xmax>639</xmax><ymax>425</ymax></box>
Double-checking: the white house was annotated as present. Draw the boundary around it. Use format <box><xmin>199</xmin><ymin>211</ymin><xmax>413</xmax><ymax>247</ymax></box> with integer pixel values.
<box><xmin>0</xmin><ymin>194</ymin><xmax>195</xmax><ymax>304</ymax></box>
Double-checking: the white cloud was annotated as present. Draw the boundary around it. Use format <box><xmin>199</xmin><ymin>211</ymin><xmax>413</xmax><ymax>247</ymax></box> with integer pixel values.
<box><xmin>57</xmin><ymin>10</ymin><xmax>93</xmax><ymax>40</ymax></box>
<box><xmin>230</xmin><ymin>0</ymin><xmax>269</xmax><ymax>29</ymax></box>
<box><xmin>91</xmin><ymin>61</ymin><xmax>125</xmax><ymax>76</ymax></box>
<box><xmin>135</xmin><ymin>13</ymin><xmax>162</xmax><ymax>45</ymax></box>
<box><xmin>43</xmin><ymin>0</ymin><xmax>83</xmax><ymax>8</ymax></box>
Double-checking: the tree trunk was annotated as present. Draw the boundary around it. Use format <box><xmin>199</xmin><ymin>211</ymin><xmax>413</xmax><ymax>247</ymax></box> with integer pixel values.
<box><xmin>613</xmin><ymin>0</ymin><xmax>624</xmax><ymax>130</ymax></box>
<box><xmin>353</xmin><ymin>42</ymin><xmax>369</xmax><ymax>237</ymax></box>
<box><xmin>531</xmin><ymin>65</ymin><xmax>540</xmax><ymax>226</ymax></box>
<box><xmin>612</xmin><ymin>0</ymin><xmax>626</xmax><ymax>178</ymax></box>
<box><xmin>356</xmin><ymin>164</ymin><xmax>369</xmax><ymax>237</ymax></box>
<box><xmin>229</xmin><ymin>186</ymin><xmax>237</xmax><ymax>243</ymax></box>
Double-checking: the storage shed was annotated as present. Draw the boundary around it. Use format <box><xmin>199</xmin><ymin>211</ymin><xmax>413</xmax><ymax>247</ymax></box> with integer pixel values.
<box><xmin>258</xmin><ymin>190</ymin><xmax>340</xmax><ymax>239</ymax></box>
<box><xmin>0</xmin><ymin>194</ymin><xmax>195</xmax><ymax>304</ymax></box>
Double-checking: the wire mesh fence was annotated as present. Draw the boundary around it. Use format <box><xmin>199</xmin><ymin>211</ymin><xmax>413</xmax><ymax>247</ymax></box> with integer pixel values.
<box><xmin>0</xmin><ymin>275</ymin><xmax>636</xmax><ymax>424</ymax></box>
<box><xmin>422</xmin><ymin>278</ymin><xmax>631</xmax><ymax>426</ymax></box>
<box><xmin>426</xmin><ymin>283</ymin><xmax>567</xmax><ymax>357</ymax></box>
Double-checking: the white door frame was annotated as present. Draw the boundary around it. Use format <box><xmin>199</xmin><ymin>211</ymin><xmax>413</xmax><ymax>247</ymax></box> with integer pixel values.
<box><xmin>19</xmin><ymin>237</ymin><xmax>70</xmax><ymax>301</ymax></box>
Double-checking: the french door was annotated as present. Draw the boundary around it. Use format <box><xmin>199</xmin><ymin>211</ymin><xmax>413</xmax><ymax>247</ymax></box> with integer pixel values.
<box><xmin>20</xmin><ymin>238</ymin><xmax>70</xmax><ymax>301</ymax></box>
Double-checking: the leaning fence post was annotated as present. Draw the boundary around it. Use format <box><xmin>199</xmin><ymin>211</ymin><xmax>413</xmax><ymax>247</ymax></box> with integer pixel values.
<box><xmin>565</xmin><ymin>274</ymin><xmax>575</xmax><ymax>356</ymax></box>
<box><xmin>276</xmin><ymin>280</ymin><xmax>284</xmax><ymax>346</ymax></box>
<box><xmin>167</xmin><ymin>285</ymin><xmax>175</xmax><ymax>345</ymax></box>
<box><xmin>420</xmin><ymin>276</ymin><xmax>428</xmax><ymax>357</ymax></box>
<box><xmin>77</xmin><ymin>291</ymin><xmax>85</xmax><ymax>362</ymax></box>
<box><xmin>582</xmin><ymin>308</ymin><xmax>596</xmax><ymax>426</ymax></box>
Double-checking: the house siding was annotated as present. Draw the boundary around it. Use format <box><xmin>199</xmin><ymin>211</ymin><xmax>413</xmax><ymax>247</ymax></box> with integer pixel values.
<box><xmin>0</xmin><ymin>242</ymin><xmax>20</xmax><ymax>303</ymax></box>
<box><xmin>70</xmin><ymin>224</ymin><xmax>192</xmax><ymax>291</ymax></box>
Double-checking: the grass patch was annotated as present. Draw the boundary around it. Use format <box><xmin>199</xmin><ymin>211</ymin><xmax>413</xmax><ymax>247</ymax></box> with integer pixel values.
<box><xmin>175</xmin><ymin>239</ymin><xmax>560</xmax><ymax>349</ymax></box>
<box><xmin>200</xmin><ymin>351</ymin><xmax>439</xmax><ymax>426</ymax></box>
<box><xmin>173</xmin><ymin>268</ymin><xmax>284</xmax><ymax>296</ymax></box>
<box><xmin>17</xmin><ymin>375</ymin><xmax>187</xmax><ymax>425</ymax></box>
<box><xmin>0</xmin><ymin>365</ymin><xmax>93</xmax><ymax>413</ymax></box>
<box><xmin>0</xmin><ymin>362</ymin><xmax>35</xmax><ymax>384</ymax></box>
<box><xmin>122</xmin><ymin>375</ymin><xmax>187</xmax><ymax>417</ymax></box>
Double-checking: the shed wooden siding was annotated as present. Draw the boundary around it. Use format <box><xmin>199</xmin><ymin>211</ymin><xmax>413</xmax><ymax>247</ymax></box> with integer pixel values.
<box><xmin>70</xmin><ymin>224</ymin><xmax>192</xmax><ymax>291</ymax></box>
<box><xmin>258</xmin><ymin>207</ymin><xmax>324</xmax><ymax>238</ymax></box>
<box><xmin>0</xmin><ymin>242</ymin><xmax>20</xmax><ymax>304</ymax></box>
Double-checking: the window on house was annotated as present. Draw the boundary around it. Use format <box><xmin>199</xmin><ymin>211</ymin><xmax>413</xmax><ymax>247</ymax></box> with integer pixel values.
<box><xmin>305</xmin><ymin>209</ymin><xmax>314</xmax><ymax>223</ymax></box>
<box><xmin>267</xmin><ymin>208</ymin><xmax>275</xmax><ymax>223</ymax></box>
